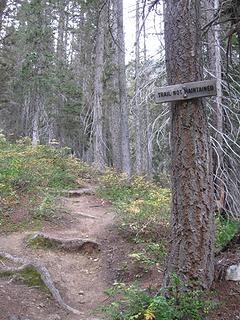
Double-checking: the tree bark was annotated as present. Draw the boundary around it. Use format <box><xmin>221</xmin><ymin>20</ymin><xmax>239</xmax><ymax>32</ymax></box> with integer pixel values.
<box><xmin>206</xmin><ymin>0</ymin><xmax>224</xmax><ymax>213</ymax></box>
<box><xmin>108</xmin><ymin>0</ymin><xmax>122</xmax><ymax>171</ymax></box>
<box><xmin>163</xmin><ymin>0</ymin><xmax>215</xmax><ymax>289</ymax></box>
<box><xmin>0</xmin><ymin>0</ymin><xmax>6</xmax><ymax>32</ymax></box>
<box><xmin>92</xmin><ymin>0</ymin><xmax>107</xmax><ymax>171</ymax></box>
<box><xmin>134</xmin><ymin>0</ymin><xmax>142</xmax><ymax>174</ymax></box>
<box><xmin>116</xmin><ymin>0</ymin><xmax>131</xmax><ymax>177</ymax></box>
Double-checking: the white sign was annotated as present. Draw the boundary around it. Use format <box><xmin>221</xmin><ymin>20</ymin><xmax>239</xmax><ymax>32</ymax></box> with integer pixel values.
<box><xmin>155</xmin><ymin>79</ymin><xmax>217</xmax><ymax>103</ymax></box>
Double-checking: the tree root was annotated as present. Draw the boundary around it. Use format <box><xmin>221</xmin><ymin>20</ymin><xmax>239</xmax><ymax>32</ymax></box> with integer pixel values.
<box><xmin>66</xmin><ymin>188</ymin><xmax>95</xmax><ymax>197</ymax></box>
<box><xmin>27</xmin><ymin>232</ymin><xmax>100</xmax><ymax>254</ymax></box>
<box><xmin>0</xmin><ymin>251</ymin><xmax>82</xmax><ymax>315</ymax></box>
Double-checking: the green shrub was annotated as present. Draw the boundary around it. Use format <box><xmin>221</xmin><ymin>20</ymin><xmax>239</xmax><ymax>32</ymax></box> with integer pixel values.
<box><xmin>98</xmin><ymin>170</ymin><xmax>171</xmax><ymax>240</ymax></box>
<box><xmin>103</xmin><ymin>279</ymin><xmax>214</xmax><ymax>320</ymax></box>
<box><xmin>215</xmin><ymin>215</ymin><xmax>240</xmax><ymax>250</ymax></box>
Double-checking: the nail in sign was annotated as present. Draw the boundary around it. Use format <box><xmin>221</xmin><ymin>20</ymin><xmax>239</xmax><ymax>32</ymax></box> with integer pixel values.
<box><xmin>155</xmin><ymin>79</ymin><xmax>217</xmax><ymax>103</ymax></box>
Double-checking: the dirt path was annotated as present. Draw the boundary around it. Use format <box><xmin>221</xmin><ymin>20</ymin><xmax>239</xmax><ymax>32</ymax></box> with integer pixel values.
<box><xmin>0</xmin><ymin>190</ymin><xmax>120</xmax><ymax>320</ymax></box>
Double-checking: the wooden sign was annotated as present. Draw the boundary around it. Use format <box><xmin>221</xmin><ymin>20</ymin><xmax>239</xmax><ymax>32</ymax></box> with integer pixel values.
<box><xmin>155</xmin><ymin>79</ymin><xmax>217</xmax><ymax>103</ymax></box>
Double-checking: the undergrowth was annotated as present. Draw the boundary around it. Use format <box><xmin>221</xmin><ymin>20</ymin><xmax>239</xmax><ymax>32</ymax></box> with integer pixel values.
<box><xmin>215</xmin><ymin>215</ymin><xmax>240</xmax><ymax>250</ymax></box>
<box><xmin>103</xmin><ymin>276</ymin><xmax>215</xmax><ymax>320</ymax></box>
<box><xmin>98</xmin><ymin>170</ymin><xmax>171</xmax><ymax>269</ymax></box>
<box><xmin>0</xmin><ymin>135</ymin><xmax>94</xmax><ymax>231</ymax></box>
<box><xmin>98</xmin><ymin>170</ymin><xmax>171</xmax><ymax>238</ymax></box>
<box><xmin>98</xmin><ymin>169</ymin><xmax>240</xmax><ymax>267</ymax></box>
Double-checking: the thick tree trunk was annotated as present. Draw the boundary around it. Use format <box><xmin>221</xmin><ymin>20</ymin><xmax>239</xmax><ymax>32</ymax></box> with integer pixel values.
<box><xmin>163</xmin><ymin>0</ymin><xmax>215</xmax><ymax>289</ymax></box>
<box><xmin>116</xmin><ymin>0</ymin><xmax>131</xmax><ymax>177</ymax></box>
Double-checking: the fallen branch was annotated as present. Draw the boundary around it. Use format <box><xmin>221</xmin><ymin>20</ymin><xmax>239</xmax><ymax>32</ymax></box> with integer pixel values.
<box><xmin>0</xmin><ymin>251</ymin><xmax>82</xmax><ymax>315</ymax></box>
<box><xmin>27</xmin><ymin>232</ymin><xmax>100</xmax><ymax>254</ymax></box>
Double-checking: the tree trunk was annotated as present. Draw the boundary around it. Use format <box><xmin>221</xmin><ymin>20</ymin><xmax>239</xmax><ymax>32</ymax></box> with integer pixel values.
<box><xmin>32</xmin><ymin>103</ymin><xmax>40</xmax><ymax>147</ymax></box>
<box><xmin>206</xmin><ymin>0</ymin><xmax>224</xmax><ymax>213</ymax></box>
<box><xmin>0</xmin><ymin>0</ymin><xmax>6</xmax><ymax>32</ymax></box>
<box><xmin>134</xmin><ymin>0</ymin><xmax>142</xmax><ymax>174</ymax></box>
<box><xmin>163</xmin><ymin>0</ymin><xmax>215</xmax><ymax>289</ymax></box>
<box><xmin>116</xmin><ymin>0</ymin><xmax>131</xmax><ymax>177</ymax></box>
<box><xmin>108</xmin><ymin>0</ymin><xmax>122</xmax><ymax>171</ymax></box>
<box><xmin>92</xmin><ymin>0</ymin><xmax>107</xmax><ymax>171</ymax></box>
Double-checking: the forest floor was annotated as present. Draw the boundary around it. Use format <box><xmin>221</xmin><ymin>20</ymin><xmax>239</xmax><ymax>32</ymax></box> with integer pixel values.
<box><xmin>0</xmin><ymin>185</ymin><xmax>239</xmax><ymax>320</ymax></box>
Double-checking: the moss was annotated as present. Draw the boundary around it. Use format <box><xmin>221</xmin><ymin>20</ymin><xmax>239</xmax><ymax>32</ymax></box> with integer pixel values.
<box><xmin>27</xmin><ymin>235</ymin><xmax>53</xmax><ymax>249</ymax></box>
<box><xmin>19</xmin><ymin>266</ymin><xmax>47</xmax><ymax>290</ymax></box>
<box><xmin>0</xmin><ymin>266</ymin><xmax>48</xmax><ymax>292</ymax></box>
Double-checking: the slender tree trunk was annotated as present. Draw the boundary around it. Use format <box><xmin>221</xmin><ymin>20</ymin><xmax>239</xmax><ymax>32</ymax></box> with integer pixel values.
<box><xmin>108</xmin><ymin>0</ymin><xmax>122</xmax><ymax>171</ymax></box>
<box><xmin>116</xmin><ymin>0</ymin><xmax>131</xmax><ymax>177</ymax></box>
<box><xmin>0</xmin><ymin>0</ymin><xmax>6</xmax><ymax>32</ymax></box>
<box><xmin>32</xmin><ymin>101</ymin><xmax>40</xmax><ymax>147</ymax></box>
<box><xmin>142</xmin><ymin>7</ymin><xmax>152</xmax><ymax>175</ymax></box>
<box><xmin>134</xmin><ymin>0</ymin><xmax>142</xmax><ymax>174</ymax></box>
<box><xmin>163</xmin><ymin>0</ymin><xmax>215</xmax><ymax>289</ymax></box>
<box><xmin>92</xmin><ymin>0</ymin><xmax>107</xmax><ymax>171</ymax></box>
<box><xmin>206</xmin><ymin>0</ymin><xmax>224</xmax><ymax>213</ymax></box>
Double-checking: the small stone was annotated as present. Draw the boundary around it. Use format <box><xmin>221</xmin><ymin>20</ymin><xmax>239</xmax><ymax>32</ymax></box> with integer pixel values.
<box><xmin>39</xmin><ymin>303</ymin><xmax>45</xmax><ymax>308</ymax></box>
<box><xmin>226</xmin><ymin>264</ymin><xmax>240</xmax><ymax>281</ymax></box>
<box><xmin>78</xmin><ymin>291</ymin><xmax>84</xmax><ymax>295</ymax></box>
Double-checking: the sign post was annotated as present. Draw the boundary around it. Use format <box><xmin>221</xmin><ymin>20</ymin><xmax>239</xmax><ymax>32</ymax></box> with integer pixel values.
<box><xmin>155</xmin><ymin>79</ymin><xmax>217</xmax><ymax>103</ymax></box>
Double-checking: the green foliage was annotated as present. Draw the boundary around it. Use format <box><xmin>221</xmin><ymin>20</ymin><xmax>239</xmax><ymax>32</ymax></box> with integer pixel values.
<box><xmin>98</xmin><ymin>170</ymin><xmax>171</xmax><ymax>240</ymax></box>
<box><xmin>0</xmin><ymin>139</ymin><xmax>88</xmax><ymax>229</ymax></box>
<box><xmin>98</xmin><ymin>170</ymin><xmax>170</xmax><ymax>270</ymax></box>
<box><xmin>103</xmin><ymin>279</ymin><xmax>214</xmax><ymax>320</ymax></box>
<box><xmin>129</xmin><ymin>240</ymin><xmax>166</xmax><ymax>271</ymax></box>
<box><xmin>215</xmin><ymin>215</ymin><xmax>240</xmax><ymax>250</ymax></box>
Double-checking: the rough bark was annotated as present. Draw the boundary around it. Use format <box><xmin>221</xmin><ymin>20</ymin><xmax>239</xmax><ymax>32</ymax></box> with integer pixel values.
<box><xmin>163</xmin><ymin>0</ymin><xmax>215</xmax><ymax>289</ymax></box>
<box><xmin>116</xmin><ymin>0</ymin><xmax>131</xmax><ymax>177</ymax></box>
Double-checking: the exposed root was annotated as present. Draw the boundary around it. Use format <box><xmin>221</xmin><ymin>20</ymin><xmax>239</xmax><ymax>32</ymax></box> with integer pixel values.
<box><xmin>0</xmin><ymin>251</ymin><xmax>82</xmax><ymax>315</ymax></box>
<box><xmin>27</xmin><ymin>232</ymin><xmax>100</xmax><ymax>254</ymax></box>
<box><xmin>77</xmin><ymin>213</ymin><xmax>97</xmax><ymax>219</ymax></box>
<box><xmin>66</xmin><ymin>188</ymin><xmax>95</xmax><ymax>197</ymax></box>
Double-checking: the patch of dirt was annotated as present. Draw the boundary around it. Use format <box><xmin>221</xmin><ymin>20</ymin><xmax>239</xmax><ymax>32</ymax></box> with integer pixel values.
<box><xmin>207</xmin><ymin>281</ymin><xmax>240</xmax><ymax>320</ymax></box>
<box><xmin>0</xmin><ymin>188</ymin><xmax>239</xmax><ymax>320</ymax></box>
<box><xmin>0</xmin><ymin>190</ymin><xmax>140</xmax><ymax>320</ymax></box>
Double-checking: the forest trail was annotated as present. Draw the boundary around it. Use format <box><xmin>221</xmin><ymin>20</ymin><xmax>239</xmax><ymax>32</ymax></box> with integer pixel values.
<box><xmin>0</xmin><ymin>188</ymin><xmax>120</xmax><ymax>320</ymax></box>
